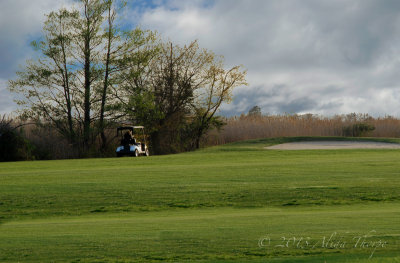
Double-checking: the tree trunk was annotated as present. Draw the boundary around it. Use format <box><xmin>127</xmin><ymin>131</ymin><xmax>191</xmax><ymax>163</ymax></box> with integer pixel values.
<box><xmin>150</xmin><ymin>130</ymin><xmax>161</xmax><ymax>155</ymax></box>
<box><xmin>195</xmin><ymin>126</ymin><xmax>204</xmax><ymax>150</ymax></box>
<box><xmin>83</xmin><ymin>30</ymin><xmax>91</xmax><ymax>150</ymax></box>
<box><xmin>61</xmin><ymin>35</ymin><xmax>75</xmax><ymax>145</ymax></box>
<box><xmin>99</xmin><ymin>4</ymin><xmax>113</xmax><ymax>151</ymax></box>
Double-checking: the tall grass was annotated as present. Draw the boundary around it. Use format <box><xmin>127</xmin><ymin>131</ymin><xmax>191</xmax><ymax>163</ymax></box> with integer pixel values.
<box><xmin>204</xmin><ymin>113</ymin><xmax>400</xmax><ymax>146</ymax></box>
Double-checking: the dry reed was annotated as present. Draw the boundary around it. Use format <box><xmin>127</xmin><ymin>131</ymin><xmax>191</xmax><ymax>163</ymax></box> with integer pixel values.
<box><xmin>203</xmin><ymin>113</ymin><xmax>400</xmax><ymax>146</ymax></box>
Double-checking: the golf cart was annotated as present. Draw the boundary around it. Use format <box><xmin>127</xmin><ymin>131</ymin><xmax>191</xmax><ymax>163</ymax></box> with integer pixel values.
<box><xmin>116</xmin><ymin>126</ymin><xmax>149</xmax><ymax>157</ymax></box>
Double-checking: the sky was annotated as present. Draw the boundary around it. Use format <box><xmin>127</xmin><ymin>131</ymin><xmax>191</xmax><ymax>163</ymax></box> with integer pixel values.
<box><xmin>1</xmin><ymin>0</ymin><xmax>400</xmax><ymax>117</ymax></box>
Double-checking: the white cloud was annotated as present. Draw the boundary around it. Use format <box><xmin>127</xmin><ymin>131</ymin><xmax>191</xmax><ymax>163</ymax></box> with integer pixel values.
<box><xmin>136</xmin><ymin>0</ymin><xmax>400</xmax><ymax>117</ymax></box>
<box><xmin>141</xmin><ymin>6</ymin><xmax>212</xmax><ymax>43</ymax></box>
<box><xmin>0</xmin><ymin>78</ymin><xmax>17</xmax><ymax>115</ymax></box>
<box><xmin>2</xmin><ymin>0</ymin><xmax>400</xmax><ymax>117</ymax></box>
<box><xmin>0</xmin><ymin>0</ymin><xmax>74</xmax><ymax>78</ymax></box>
<box><xmin>0</xmin><ymin>0</ymin><xmax>74</xmax><ymax>115</ymax></box>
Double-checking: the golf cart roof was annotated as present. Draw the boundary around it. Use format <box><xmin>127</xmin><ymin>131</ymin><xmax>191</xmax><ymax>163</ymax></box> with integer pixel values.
<box><xmin>117</xmin><ymin>126</ymin><xmax>144</xmax><ymax>131</ymax></box>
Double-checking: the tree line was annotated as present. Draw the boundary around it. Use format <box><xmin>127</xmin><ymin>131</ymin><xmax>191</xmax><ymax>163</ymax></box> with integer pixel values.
<box><xmin>8</xmin><ymin>0</ymin><xmax>247</xmax><ymax>155</ymax></box>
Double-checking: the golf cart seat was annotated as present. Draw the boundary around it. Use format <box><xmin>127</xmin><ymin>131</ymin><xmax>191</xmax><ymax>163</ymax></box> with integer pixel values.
<box><xmin>116</xmin><ymin>126</ymin><xmax>149</xmax><ymax>157</ymax></box>
<box><xmin>121</xmin><ymin>137</ymin><xmax>136</xmax><ymax>145</ymax></box>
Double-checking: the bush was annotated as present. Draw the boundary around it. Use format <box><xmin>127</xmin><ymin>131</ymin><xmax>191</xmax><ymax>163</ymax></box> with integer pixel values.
<box><xmin>0</xmin><ymin>116</ymin><xmax>34</xmax><ymax>162</ymax></box>
<box><xmin>342</xmin><ymin>123</ymin><xmax>375</xmax><ymax>137</ymax></box>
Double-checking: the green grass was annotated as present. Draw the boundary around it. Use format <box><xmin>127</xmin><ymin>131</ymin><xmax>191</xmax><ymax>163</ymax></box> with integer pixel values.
<box><xmin>1</xmin><ymin>137</ymin><xmax>400</xmax><ymax>262</ymax></box>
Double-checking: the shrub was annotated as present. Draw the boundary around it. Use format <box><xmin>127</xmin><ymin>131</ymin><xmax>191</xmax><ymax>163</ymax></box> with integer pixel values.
<box><xmin>0</xmin><ymin>116</ymin><xmax>34</xmax><ymax>162</ymax></box>
<box><xmin>342</xmin><ymin>123</ymin><xmax>375</xmax><ymax>137</ymax></box>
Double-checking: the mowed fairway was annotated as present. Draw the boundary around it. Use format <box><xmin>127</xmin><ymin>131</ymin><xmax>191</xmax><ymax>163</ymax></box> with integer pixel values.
<box><xmin>1</xmin><ymin>137</ymin><xmax>400</xmax><ymax>262</ymax></box>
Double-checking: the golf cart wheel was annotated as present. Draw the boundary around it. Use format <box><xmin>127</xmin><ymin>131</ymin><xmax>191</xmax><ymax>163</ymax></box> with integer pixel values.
<box><xmin>134</xmin><ymin>149</ymin><xmax>139</xmax><ymax>157</ymax></box>
<box><xmin>145</xmin><ymin>148</ymin><xmax>150</xmax><ymax>156</ymax></box>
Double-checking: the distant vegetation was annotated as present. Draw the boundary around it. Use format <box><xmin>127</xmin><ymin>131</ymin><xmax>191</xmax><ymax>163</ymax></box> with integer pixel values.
<box><xmin>204</xmin><ymin>113</ymin><xmax>400</xmax><ymax>146</ymax></box>
<box><xmin>1</xmin><ymin>112</ymin><xmax>400</xmax><ymax>161</ymax></box>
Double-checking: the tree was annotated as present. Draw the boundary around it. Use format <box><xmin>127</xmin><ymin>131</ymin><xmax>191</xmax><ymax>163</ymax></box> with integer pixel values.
<box><xmin>9</xmin><ymin>8</ymin><xmax>78</xmax><ymax>144</ymax></box>
<box><xmin>98</xmin><ymin>0</ymin><xmax>115</xmax><ymax>150</ymax></box>
<box><xmin>96</xmin><ymin>2</ymin><xmax>157</xmax><ymax>150</ymax></box>
<box><xmin>191</xmin><ymin>61</ymin><xmax>247</xmax><ymax>149</ymax></box>
<box><xmin>9</xmin><ymin>0</ymin><xmax>156</xmax><ymax>153</ymax></box>
<box><xmin>74</xmin><ymin>0</ymin><xmax>107</xmax><ymax>150</ymax></box>
<box><xmin>147</xmin><ymin>41</ymin><xmax>214</xmax><ymax>153</ymax></box>
<box><xmin>9</xmin><ymin>1</ymin><xmax>246</xmax><ymax>155</ymax></box>
<box><xmin>248</xmin><ymin>105</ymin><xmax>261</xmax><ymax>116</ymax></box>
<box><xmin>118</xmin><ymin>40</ymin><xmax>247</xmax><ymax>153</ymax></box>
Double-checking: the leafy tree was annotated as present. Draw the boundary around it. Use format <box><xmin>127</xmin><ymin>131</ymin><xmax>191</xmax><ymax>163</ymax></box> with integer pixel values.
<box><xmin>9</xmin><ymin>8</ymin><xmax>78</xmax><ymax>144</ymax></box>
<box><xmin>191</xmin><ymin>60</ymin><xmax>247</xmax><ymax>149</ymax></box>
<box><xmin>9</xmin><ymin>0</ymin><xmax>156</xmax><ymax>152</ymax></box>
<box><xmin>118</xmin><ymin>40</ymin><xmax>247</xmax><ymax>153</ymax></box>
<box><xmin>96</xmin><ymin>3</ymin><xmax>157</xmax><ymax>150</ymax></box>
<box><xmin>74</xmin><ymin>0</ymin><xmax>107</xmax><ymax>150</ymax></box>
<box><xmin>342</xmin><ymin>123</ymin><xmax>375</xmax><ymax>137</ymax></box>
<box><xmin>248</xmin><ymin>106</ymin><xmax>262</xmax><ymax>116</ymax></box>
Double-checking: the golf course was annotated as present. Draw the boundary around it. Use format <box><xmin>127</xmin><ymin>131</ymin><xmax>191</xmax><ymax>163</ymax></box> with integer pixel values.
<box><xmin>1</xmin><ymin>137</ymin><xmax>400</xmax><ymax>262</ymax></box>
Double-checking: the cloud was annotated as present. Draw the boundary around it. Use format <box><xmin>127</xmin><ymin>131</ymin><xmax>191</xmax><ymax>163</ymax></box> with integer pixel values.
<box><xmin>2</xmin><ymin>0</ymin><xmax>400</xmax><ymax>117</ymax></box>
<box><xmin>0</xmin><ymin>0</ymin><xmax>74</xmax><ymax>114</ymax></box>
<box><xmin>0</xmin><ymin>0</ymin><xmax>74</xmax><ymax>77</ymax></box>
<box><xmin>135</xmin><ymin>0</ymin><xmax>400</xmax><ymax>116</ymax></box>
<box><xmin>0</xmin><ymin>78</ymin><xmax>17</xmax><ymax>115</ymax></box>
